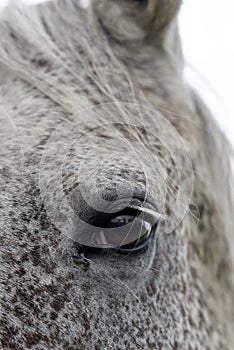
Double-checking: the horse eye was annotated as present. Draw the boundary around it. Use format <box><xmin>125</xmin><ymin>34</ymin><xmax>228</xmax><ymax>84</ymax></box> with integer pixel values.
<box><xmin>83</xmin><ymin>207</ymin><xmax>158</xmax><ymax>253</ymax></box>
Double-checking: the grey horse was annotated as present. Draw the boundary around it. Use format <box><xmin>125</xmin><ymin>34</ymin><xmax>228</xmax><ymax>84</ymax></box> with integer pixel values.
<box><xmin>0</xmin><ymin>1</ymin><xmax>233</xmax><ymax>349</ymax></box>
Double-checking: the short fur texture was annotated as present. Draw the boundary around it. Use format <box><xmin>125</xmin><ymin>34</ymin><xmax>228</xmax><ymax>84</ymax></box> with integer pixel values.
<box><xmin>0</xmin><ymin>0</ymin><xmax>233</xmax><ymax>349</ymax></box>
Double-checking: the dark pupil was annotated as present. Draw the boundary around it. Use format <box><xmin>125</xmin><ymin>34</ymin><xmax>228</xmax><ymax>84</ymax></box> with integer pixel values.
<box><xmin>90</xmin><ymin>213</ymin><xmax>152</xmax><ymax>250</ymax></box>
<box><xmin>109</xmin><ymin>215</ymin><xmax>136</xmax><ymax>227</ymax></box>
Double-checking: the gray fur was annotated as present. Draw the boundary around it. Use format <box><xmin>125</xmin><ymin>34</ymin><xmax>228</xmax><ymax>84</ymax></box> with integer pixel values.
<box><xmin>0</xmin><ymin>0</ymin><xmax>233</xmax><ymax>349</ymax></box>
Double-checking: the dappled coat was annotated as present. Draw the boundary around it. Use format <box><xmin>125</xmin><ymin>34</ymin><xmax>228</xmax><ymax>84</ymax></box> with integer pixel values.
<box><xmin>0</xmin><ymin>1</ymin><xmax>233</xmax><ymax>349</ymax></box>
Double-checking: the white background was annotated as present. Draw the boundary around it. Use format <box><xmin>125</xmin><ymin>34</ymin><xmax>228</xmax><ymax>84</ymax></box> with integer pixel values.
<box><xmin>1</xmin><ymin>0</ymin><xmax>234</xmax><ymax>148</ymax></box>
<box><xmin>179</xmin><ymin>0</ymin><xmax>234</xmax><ymax>149</ymax></box>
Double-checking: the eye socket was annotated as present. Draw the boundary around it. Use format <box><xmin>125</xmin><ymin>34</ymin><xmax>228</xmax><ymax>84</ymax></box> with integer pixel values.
<box><xmin>79</xmin><ymin>206</ymin><xmax>160</xmax><ymax>254</ymax></box>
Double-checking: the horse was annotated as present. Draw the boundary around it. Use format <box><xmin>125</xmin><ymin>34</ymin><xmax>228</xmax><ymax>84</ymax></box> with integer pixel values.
<box><xmin>0</xmin><ymin>0</ymin><xmax>233</xmax><ymax>349</ymax></box>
